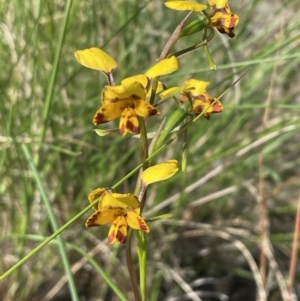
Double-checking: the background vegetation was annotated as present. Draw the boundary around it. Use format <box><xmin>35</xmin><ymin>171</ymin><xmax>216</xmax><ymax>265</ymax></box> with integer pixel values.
<box><xmin>1</xmin><ymin>0</ymin><xmax>300</xmax><ymax>300</ymax></box>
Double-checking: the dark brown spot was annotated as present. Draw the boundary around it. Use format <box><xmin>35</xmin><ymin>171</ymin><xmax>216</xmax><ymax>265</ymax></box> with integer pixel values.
<box><xmin>126</xmin><ymin>120</ymin><xmax>139</xmax><ymax>134</ymax></box>
<box><xmin>131</xmin><ymin>94</ymin><xmax>141</xmax><ymax>100</ymax></box>
<box><xmin>93</xmin><ymin>113</ymin><xmax>109</xmax><ymax>125</ymax></box>
<box><xmin>138</xmin><ymin>218</ymin><xmax>149</xmax><ymax>232</ymax></box>
<box><xmin>116</xmin><ymin>230</ymin><xmax>127</xmax><ymax>244</ymax></box>
<box><xmin>148</xmin><ymin>107</ymin><xmax>159</xmax><ymax>116</ymax></box>
<box><xmin>194</xmin><ymin>94</ymin><xmax>208</xmax><ymax>102</ymax></box>
<box><xmin>85</xmin><ymin>212</ymin><xmax>101</xmax><ymax>227</ymax></box>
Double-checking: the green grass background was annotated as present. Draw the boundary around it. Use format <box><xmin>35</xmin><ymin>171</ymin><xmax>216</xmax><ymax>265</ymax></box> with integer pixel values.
<box><xmin>1</xmin><ymin>0</ymin><xmax>300</xmax><ymax>300</ymax></box>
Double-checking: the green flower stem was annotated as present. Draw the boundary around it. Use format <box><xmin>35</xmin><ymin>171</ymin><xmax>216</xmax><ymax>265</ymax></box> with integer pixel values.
<box><xmin>37</xmin><ymin>0</ymin><xmax>73</xmax><ymax>161</ymax></box>
<box><xmin>138</xmin><ymin>116</ymin><xmax>149</xmax><ymax>169</ymax></box>
<box><xmin>135</xmin><ymin>116</ymin><xmax>150</xmax><ymax>301</ymax></box>
<box><xmin>154</xmin><ymin>103</ymin><xmax>191</xmax><ymax>153</ymax></box>
<box><xmin>203</xmin><ymin>27</ymin><xmax>216</xmax><ymax>70</ymax></box>
<box><xmin>136</xmin><ymin>231</ymin><xmax>147</xmax><ymax>301</ymax></box>
<box><xmin>170</xmin><ymin>39</ymin><xmax>208</xmax><ymax>58</ymax></box>
<box><xmin>126</xmin><ymin>230</ymin><xmax>141</xmax><ymax>301</ymax></box>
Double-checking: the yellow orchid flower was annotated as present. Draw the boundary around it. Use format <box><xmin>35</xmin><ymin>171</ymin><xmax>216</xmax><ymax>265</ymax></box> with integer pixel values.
<box><xmin>93</xmin><ymin>82</ymin><xmax>160</xmax><ymax>136</ymax></box>
<box><xmin>181</xmin><ymin>79</ymin><xmax>223</xmax><ymax>119</ymax></box>
<box><xmin>207</xmin><ymin>0</ymin><xmax>239</xmax><ymax>38</ymax></box>
<box><xmin>86</xmin><ymin>191</ymin><xmax>149</xmax><ymax>244</ymax></box>
<box><xmin>161</xmin><ymin>79</ymin><xmax>223</xmax><ymax>119</ymax></box>
<box><xmin>165</xmin><ymin>0</ymin><xmax>207</xmax><ymax>12</ymax></box>
<box><xmin>74</xmin><ymin>47</ymin><xmax>117</xmax><ymax>74</ymax></box>
<box><xmin>86</xmin><ymin>160</ymin><xmax>178</xmax><ymax>244</ymax></box>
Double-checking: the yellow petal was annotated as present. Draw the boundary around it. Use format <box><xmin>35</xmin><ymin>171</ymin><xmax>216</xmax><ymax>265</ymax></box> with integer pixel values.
<box><xmin>165</xmin><ymin>1</ymin><xmax>207</xmax><ymax>12</ymax></box>
<box><xmin>183</xmin><ymin>79</ymin><xmax>210</xmax><ymax>96</ymax></box>
<box><xmin>102</xmin><ymin>82</ymin><xmax>147</xmax><ymax>103</ymax></box>
<box><xmin>93</xmin><ymin>102</ymin><xmax>123</xmax><ymax>125</ymax></box>
<box><xmin>88</xmin><ymin>188</ymin><xmax>107</xmax><ymax>210</ymax></box>
<box><xmin>145</xmin><ymin>56</ymin><xmax>178</xmax><ymax>78</ymax></box>
<box><xmin>101</xmin><ymin>192</ymin><xmax>140</xmax><ymax>209</ymax></box>
<box><xmin>126</xmin><ymin>211</ymin><xmax>150</xmax><ymax>233</ymax></box>
<box><xmin>108</xmin><ymin>216</ymin><xmax>128</xmax><ymax>244</ymax></box>
<box><xmin>88</xmin><ymin>188</ymin><xmax>107</xmax><ymax>203</ymax></box>
<box><xmin>141</xmin><ymin>160</ymin><xmax>178</xmax><ymax>186</ymax></box>
<box><xmin>133</xmin><ymin>100</ymin><xmax>160</xmax><ymax>118</ymax></box>
<box><xmin>207</xmin><ymin>0</ymin><xmax>228</xmax><ymax>9</ymax></box>
<box><xmin>122</xmin><ymin>75</ymin><xmax>164</xmax><ymax>97</ymax></box>
<box><xmin>74</xmin><ymin>47</ymin><xmax>117</xmax><ymax>73</ymax></box>
<box><xmin>121</xmin><ymin>74</ymin><xmax>149</xmax><ymax>88</ymax></box>
<box><xmin>160</xmin><ymin>86</ymin><xmax>181</xmax><ymax>99</ymax></box>
<box><xmin>119</xmin><ymin>107</ymin><xmax>140</xmax><ymax>136</ymax></box>
<box><xmin>85</xmin><ymin>208</ymin><xmax>124</xmax><ymax>227</ymax></box>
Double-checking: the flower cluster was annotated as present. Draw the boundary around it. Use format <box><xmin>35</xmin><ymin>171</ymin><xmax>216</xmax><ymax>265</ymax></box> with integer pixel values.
<box><xmin>75</xmin><ymin>0</ymin><xmax>240</xmax><ymax>244</ymax></box>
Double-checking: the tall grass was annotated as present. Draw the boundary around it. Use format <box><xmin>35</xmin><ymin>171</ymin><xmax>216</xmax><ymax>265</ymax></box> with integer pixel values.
<box><xmin>1</xmin><ymin>0</ymin><xmax>300</xmax><ymax>300</ymax></box>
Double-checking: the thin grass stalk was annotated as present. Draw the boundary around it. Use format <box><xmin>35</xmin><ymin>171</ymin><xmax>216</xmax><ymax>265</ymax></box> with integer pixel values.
<box><xmin>181</xmin><ymin>229</ymin><xmax>267</xmax><ymax>301</ymax></box>
<box><xmin>21</xmin><ymin>144</ymin><xmax>79</xmax><ymax>301</ymax></box>
<box><xmin>287</xmin><ymin>193</ymin><xmax>300</xmax><ymax>298</ymax></box>
<box><xmin>37</xmin><ymin>0</ymin><xmax>73</xmax><ymax>160</ymax></box>
<box><xmin>0</xmin><ymin>188</ymin><xmax>98</xmax><ymax>281</ymax></box>
<box><xmin>0</xmin><ymin>234</ymin><xmax>129</xmax><ymax>301</ymax></box>
<box><xmin>259</xmin><ymin>54</ymin><xmax>280</xmax><ymax>285</ymax></box>
<box><xmin>258</xmin><ymin>153</ymin><xmax>267</xmax><ymax>286</ymax></box>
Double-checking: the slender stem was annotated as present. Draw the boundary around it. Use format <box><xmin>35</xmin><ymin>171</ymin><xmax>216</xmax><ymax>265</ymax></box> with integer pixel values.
<box><xmin>159</xmin><ymin>11</ymin><xmax>193</xmax><ymax>60</ymax></box>
<box><xmin>21</xmin><ymin>144</ymin><xmax>79</xmax><ymax>301</ymax></box>
<box><xmin>136</xmin><ymin>117</ymin><xmax>150</xmax><ymax>300</ymax></box>
<box><xmin>37</xmin><ymin>0</ymin><xmax>73</xmax><ymax>160</ymax></box>
<box><xmin>287</xmin><ymin>192</ymin><xmax>300</xmax><ymax>296</ymax></box>
<box><xmin>0</xmin><ymin>200</ymin><xmax>97</xmax><ymax>281</ymax></box>
<box><xmin>126</xmin><ymin>230</ymin><xmax>141</xmax><ymax>301</ymax></box>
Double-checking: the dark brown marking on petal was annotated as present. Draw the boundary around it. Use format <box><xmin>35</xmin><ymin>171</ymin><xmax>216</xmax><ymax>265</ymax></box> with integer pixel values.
<box><xmin>193</xmin><ymin>105</ymin><xmax>205</xmax><ymax>115</ymax></box>
<box><xmin>116</xmin><ymin>230</ymin><xmax>127</xmax><ymax>244</ymax></box>
<box><xmin>93</xmin><ymin>112</ymin><xmax>109</xmax><ymax>125</ymax></box>
<box><xmin>131</xmin><ymin>94</ymin><xmax>141</xmax><ymax>101</ymax></box>
<box><xmin>194</xmin><ymin>95</ymin><xmax>209</xmax><ymax>102</ymax></box>
<box><xmin>215</xmin><ymin>18</ymin><xmax>225</xmax><ymax>26</ymax></box>
<box><xmin>225</xmin><ymin>27</ymin><xmax>235</xmax><ymax>38</ymax></box>
<box><xmin>138</xmin><ymin>218</ymin><xmax>149</xmax><ymax>232</ymax></box>
<box><xmin>147</xmin><ymin>107</ymin><xmax>159</xmax><ymax>116</ymax></box>
<box><xmin>85</xmin><ymin>211</ymin><xmax>101</xmax><ymax>227</ymax></box>
<box><xmin>204</xmin><ymin>113</ymin><xmax>211</xmax><ymax>120</ymax></box>
<box><xmin>126</xmin><ymin>120</ymin><xmax>140</xmax><ymax>134</ymax></box>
